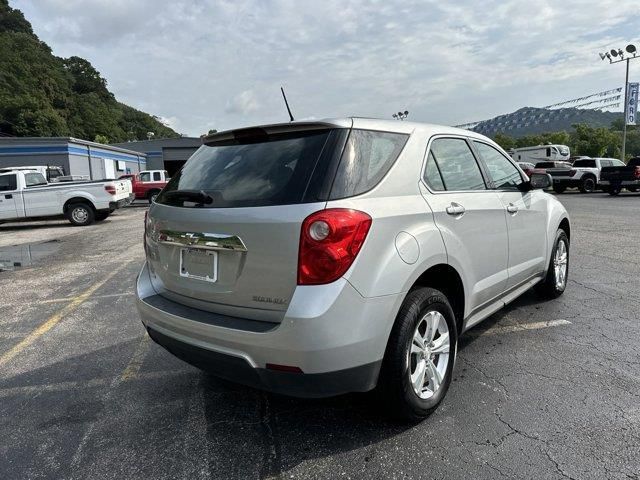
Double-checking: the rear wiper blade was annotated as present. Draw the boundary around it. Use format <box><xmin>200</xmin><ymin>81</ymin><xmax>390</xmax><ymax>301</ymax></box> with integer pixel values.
<box><xmin>164</xmin><ymin>189</ymin><xmax>213</xmax><ymax>205</ymax></box>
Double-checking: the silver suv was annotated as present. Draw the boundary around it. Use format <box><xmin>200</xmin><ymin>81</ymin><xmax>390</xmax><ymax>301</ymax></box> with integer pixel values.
<box><xmin>137</xmin><ymin>118</ymin><xmax>570</xmax><ymax>419</ymax></box>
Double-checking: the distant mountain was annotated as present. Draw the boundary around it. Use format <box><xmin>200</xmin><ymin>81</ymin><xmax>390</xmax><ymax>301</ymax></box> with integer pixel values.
<box><xmin>0</xmin><ymin>0</ymin><xmax>179</xmax><ymax>141</ymax></box>
<box><xmin>471</xmin><ymin>107</ymin><xmax>621</xmax><ymax>138</ymax></box>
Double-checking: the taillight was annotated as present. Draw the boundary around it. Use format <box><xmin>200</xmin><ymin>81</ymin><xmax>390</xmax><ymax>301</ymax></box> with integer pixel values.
<box><xmin>298</xmin><ymin>209</ymin><xmax>372</xmax><ymax>285</ymax></box>
<box><xmin>105</xmin><ymin>185</ymin><xmax>116</xmax><ymax>195</ymax></box>
<box><xmin>634</xmin><ymin>166</ymin><xmax>640</xmax><ymax>179</ymax></box>
<box><xmin>569</xmin><ymin>169</ymin><xmax>577</xmax><ymax>177</ymax></box>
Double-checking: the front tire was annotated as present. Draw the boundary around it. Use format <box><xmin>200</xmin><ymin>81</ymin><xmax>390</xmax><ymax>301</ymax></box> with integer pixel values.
<box><xmin>608</xmin><ymin>186</ymin><xmax>621</xmax><ymax>196</ymax></box>
<box><xmin>378</xmin><ymin>287</ymin><xmax>457</xmax><ymax>421</ymax></box>
<box><xmin>66</xmin><ymin>203</ymin><xmax>95</xmax><ymax>226</ymax></box>
<box><xmin>535</xmin><ymin>229</ymin><xmax>569</xmax><ymax>299</ymax></box>
<box><xmin>579</xmin><ymin>176</ymin><xmax>596</xmax><ymax>193</ymax></box>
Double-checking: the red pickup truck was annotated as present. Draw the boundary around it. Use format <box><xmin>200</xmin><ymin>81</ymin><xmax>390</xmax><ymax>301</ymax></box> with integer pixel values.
<box><xmin>119</xmin><ymin>170</ymin><xmax>170</xmax><ymax>203</ymax></box>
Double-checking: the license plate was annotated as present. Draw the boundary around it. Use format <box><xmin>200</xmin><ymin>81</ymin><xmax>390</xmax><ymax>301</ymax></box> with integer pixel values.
<box><xmin>179</xmin><ymin>248</ymin><xmax>218</xmax><ymax>283</ymax></box>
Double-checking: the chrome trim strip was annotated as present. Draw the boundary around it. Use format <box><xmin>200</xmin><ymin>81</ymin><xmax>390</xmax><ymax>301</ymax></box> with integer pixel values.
<box><xmin>157</xmin><ymin>230</ymin><xmax>247</xmax><ymax>252</ymax></box>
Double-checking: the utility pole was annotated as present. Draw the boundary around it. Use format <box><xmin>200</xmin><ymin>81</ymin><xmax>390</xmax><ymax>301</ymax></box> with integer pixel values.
<box><xmin>599</xmin><ymin>44</ymin><xmax>638</xmax><ymax>162</ymax></box>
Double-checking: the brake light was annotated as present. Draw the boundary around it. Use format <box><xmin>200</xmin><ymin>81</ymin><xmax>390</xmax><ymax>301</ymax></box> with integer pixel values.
<box><xmin>105</xmin><ymin>185</ymin><xmax>116</xmax><ymax>195</ymax></box>
<box><xmin>298</xmin><ymin>209</ymin><xmax>372</xmax><ymax>285</ymax></box>
<box><xmin>569</xmin><ymin>169</ymin><xmax>577</xmax><ymax>177</ymax></box>
<box><xmin>634</xmin><ymin>166</ymin><xmax>640</xmax><ymax>179</ymax></box>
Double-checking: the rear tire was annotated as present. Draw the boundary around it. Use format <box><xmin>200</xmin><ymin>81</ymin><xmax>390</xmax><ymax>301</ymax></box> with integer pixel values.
<box><xmin>553</xmin><ymin>185</ymin><xmax>566</xmax><ymax>194</ymax></box>
<box><xmin>627</xmin><ymin>187</ymin><xmax>638</xmax><ymax>192</ymax></box>
<box><xmin>579</xmin><ymin>176</ymin><xmax>596</xmax><ymax>193</ymax></box>
<box><xmin>535</xmin><ymin>229</ymin><xmax>569</xmax><ymax>299</ymax></box>
<box><xmin>148</xmin><ymin>190</ymin><xmax>160</xmax><ymax>204</ymax></box>
<box><xmin>378</xmin><ymin>287</ymin><xmax>457</xmax><ymax>422</ymax></box>
<box><xmin>66</xmin><ymin>203</ymin><xmax>95</xmax><ymax>226</ymax></box>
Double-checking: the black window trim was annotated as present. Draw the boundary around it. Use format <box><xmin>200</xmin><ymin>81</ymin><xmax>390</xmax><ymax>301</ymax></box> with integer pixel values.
<box><xmin>420</xmin><ymin>134</ymin><xmax>492</xmax><ymax>194</ymax></box>
<box><xmin>469</xmin><ymin>139</ymin><xmax>526</xmax><ymax>191</ymax></box>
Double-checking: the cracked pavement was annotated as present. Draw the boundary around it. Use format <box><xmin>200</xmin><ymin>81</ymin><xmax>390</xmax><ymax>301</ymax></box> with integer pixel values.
<box><xmin>1</xmin><ymin>193</ymin><xmax>639</xmax><ymax>479</ymax></box>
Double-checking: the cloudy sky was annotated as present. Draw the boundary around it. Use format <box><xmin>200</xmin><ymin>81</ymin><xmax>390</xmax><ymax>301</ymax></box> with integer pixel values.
<box><xmin>12</xmin><ymin>0</ymin><xmax>640</xmax><ymax>136</ymax></box>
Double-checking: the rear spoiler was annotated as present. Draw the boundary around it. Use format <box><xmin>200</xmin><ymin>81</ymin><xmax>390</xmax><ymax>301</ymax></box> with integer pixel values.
<box><xmin>202</xmin><ymin>120</ymin><xmax>352</xmax><ymax>147</ymax></box>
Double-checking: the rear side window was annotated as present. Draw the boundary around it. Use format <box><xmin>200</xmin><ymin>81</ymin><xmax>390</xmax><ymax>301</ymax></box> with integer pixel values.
<box><xmin>535</xmin><ymin>162</ymin><xmax>554</xmax><ymax>168</ymax></box>
<box><xmin>24</xmin><ymin>172</ymin><xmax>47</xmax><ymax>186</ymax></box>
<box><xmin>329</xmin><ymin>130</ymin><xmax>408</xmax><ymax>199</ymax></box>
<box><xmin>473</xmin><ymin>141</ymin><xmax>522</xmax><ymax>189</ymax></box>
<box><xmin>423</xmin><ymin>152</ymin><xmax>445</xmax><ymax>191</ymax></box>
<box><xmin>0</xmin><ymin>174</ymin><xmax>17</xmax><ymax>191</ymax></box>
<box><xmin>425</xmin><ymin>138</ymin><xmax>486</xmax><ymax>191</ymax></box>
<box><xmin>140</xmin><ymin>172</ymin><xmax>151</xmax><ymax>182</ymax></box>
<box><xmin>599</xmin><ymin>159</ymin><xmax>612</xmax><ymax>168</ymax></box>
<box><xmin>574</xmin><ymin>159</ymin><xmax>596</xmax><ymax>168</ymax></box>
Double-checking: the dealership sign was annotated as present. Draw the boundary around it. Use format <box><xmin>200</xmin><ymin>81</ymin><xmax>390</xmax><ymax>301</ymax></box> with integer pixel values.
<box><xmin>626</xmin><ymin>82</ymin><xmax>639</xmax><ymax>125</ymax></box>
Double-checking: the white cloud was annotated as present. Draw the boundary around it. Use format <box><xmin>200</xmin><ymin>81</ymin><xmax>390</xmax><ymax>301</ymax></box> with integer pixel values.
<box><xmin>11</xmin><ymin>0</ymin><xmax>639</xmax><ymax>135</ymax></box>
<box><xmin>225</xmin><ymin>90</ymin><xmax>260</xmax><ymax>115</ymax></box>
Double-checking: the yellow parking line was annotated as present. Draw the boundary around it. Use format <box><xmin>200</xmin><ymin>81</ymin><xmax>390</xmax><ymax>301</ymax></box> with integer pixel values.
<box><xmin>120</xmin><ymin>333</ymin><xmax>150</xmax><ymax>381</ymax></box>
<box><xmin>0</xmin><ymin>263</ymin><xmax>132</xmax><ymax>367</ymax></box>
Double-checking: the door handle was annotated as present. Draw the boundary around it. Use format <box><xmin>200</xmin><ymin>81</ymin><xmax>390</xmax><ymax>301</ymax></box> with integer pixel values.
<box><xmin>506</xmin><ymin>203</ymin><xmax>518</xmax><ymax>214</ymax></box>
<box><xmin>4</xmin><ymin>194</ymin><xmax>12</xmax><ymax>199</ymax></box>
<box><xmin>446</xmin><ymin>203</ymin><xmax>465</xmax><ymax>216</ymax></box>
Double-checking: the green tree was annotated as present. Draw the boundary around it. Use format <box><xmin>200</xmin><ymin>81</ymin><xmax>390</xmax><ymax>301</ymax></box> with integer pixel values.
<box><xmin>569</xmin><ymin>123</ymin><xmax>620</xmax><ymax>158</ymax></box>
<box><xmin>493</xmin><ymin>132</ymin><xmax>516</xmax><ymax>150</ymax></box>
<box><xmin>0</xmin><ymin>1</ymin><xmax>180</xmax><ymax>141</ymax></box>
<box><xmin>94</xmin><ymin>134</ymin><xmax>109</xmax><ymax>144</ymax></box>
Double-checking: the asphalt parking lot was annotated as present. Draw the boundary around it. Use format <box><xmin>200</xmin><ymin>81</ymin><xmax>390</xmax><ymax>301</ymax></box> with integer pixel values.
<box><xmin>1</xmin><ymin>194</ymin><xmax>639</xmax><ymax>480</ymax></box>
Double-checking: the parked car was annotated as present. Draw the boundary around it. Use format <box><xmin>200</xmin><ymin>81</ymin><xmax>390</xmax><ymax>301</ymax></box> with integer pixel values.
<box><xmin>119</xmin><ymin>170</ymin><xmax>170</xmax><ymax>203</ymax></box>
<box><xmin>600</xmin><ymin>157</ymin><xmax>640</xmax><ymax>195</ymax></box>
<box><xmin>0</xmin><ymin>170</ymin><xmax>133</xmax><ymax>226</ymax></box>
<box><xmin>517</xmin><ymin>162</ymin><xmax>535</xmax><ymax>177</ymax></box>
<box><xmin>136</xmin><ymin>118</ymin><xmax>570</xmax><ymax>420</ymax></box>
<box><xmin>548</xmin><ymin>157</ymin><xmax>625</xmax><ymax>194</ymax></box>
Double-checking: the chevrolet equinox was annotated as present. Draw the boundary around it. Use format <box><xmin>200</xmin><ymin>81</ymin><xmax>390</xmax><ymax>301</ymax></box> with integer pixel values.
<box><xmin>136</xmin><ymin>118</ymin><xmax>570</xmax><ymax>420</ymax></box>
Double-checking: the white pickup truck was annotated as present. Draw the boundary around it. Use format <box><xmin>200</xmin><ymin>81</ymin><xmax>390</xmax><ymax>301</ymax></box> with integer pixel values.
<box><xmin>0</xmin><ymin>170</ymin><xmax>134</xmax><ymax>226</ymax></box>
<box><xmin>547</xmin><ymin>157</ymin><xmax>626</xmax><ymax>193</ymax></box>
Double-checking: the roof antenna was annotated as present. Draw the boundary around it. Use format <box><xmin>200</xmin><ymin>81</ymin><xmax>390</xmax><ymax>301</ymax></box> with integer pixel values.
<box><xmin>280</xmin><ymin>86</ymin><xmax>294</xmax><ymax>122</ymax></box>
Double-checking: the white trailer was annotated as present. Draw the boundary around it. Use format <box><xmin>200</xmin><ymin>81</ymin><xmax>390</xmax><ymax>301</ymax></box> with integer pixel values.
<box><xmin>510</xmin><ymin>144</ymin><xmax>570</xmax><ymax>163</ymax></box>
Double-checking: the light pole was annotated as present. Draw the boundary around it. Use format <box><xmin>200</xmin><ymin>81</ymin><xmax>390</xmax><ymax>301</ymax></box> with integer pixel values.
<box><xmin>392</xmin><ymin>110</ymin><xmax>409</xmax><ymax>121</ymax></box>
<box><xmin>599</xmin><ymin>44</ymin><xmax>638</xmax><ymax>161</ymax></box>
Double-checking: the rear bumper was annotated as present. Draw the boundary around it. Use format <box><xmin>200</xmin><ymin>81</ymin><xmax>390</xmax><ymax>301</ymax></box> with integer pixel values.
<box><xmin>108</xmin><ymin>194</ymin><xmax>135</xmax><ymax>210</ymax></box>
<box><xmin>600</xmin><ymin>179</ymin><xmax>640</xmax><ymax>186</ymax></box>
<box><xmin>551</xmin><ymin>178</ymin><xmax>581</xmax><ymax>187</ymax></box>
<box><xmin>136</xmin><ymin>262</ymin><xmax>403</xmax><ymax>398</ymax></box>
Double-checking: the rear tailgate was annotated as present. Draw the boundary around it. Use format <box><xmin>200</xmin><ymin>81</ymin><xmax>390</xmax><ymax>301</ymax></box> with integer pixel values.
<box><xmin>145</xmin><ymin>125</ymin><xmax>347</xmax><ymax>323</ymax></box>
<box><xmin>146</xmin><ymin>203</ymin><xmax>323</xmax><ymax>322</ymax></box>
<box><xmin>600</xmin><ymin>166</ymin><xmax>635</xmax><ymax>182</ymax></box>
<box><xmin>546</xmin><ymin>167</ymin><xmax>572</xmax><ymax>181</ymax></box>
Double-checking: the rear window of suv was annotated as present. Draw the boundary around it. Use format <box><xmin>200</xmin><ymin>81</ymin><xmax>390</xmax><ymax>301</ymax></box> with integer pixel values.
<box><xmin>157</xmin><ymin>127</ymin><xmax>408</xmax><ymax>208</ymax></box>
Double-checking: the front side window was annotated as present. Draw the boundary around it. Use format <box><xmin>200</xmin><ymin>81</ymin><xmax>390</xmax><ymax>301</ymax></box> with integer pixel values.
<box><xmin>0</xmin><ymin>174</ymin><xmax>17</xmax><ymax>191</ymax></box>
<box><xmin>473</xmin><ymin>142</ymin><xmax>522</xmax><ymax>189</ymax></box>
<box><xmin>426</xmin><ymin>138</ymin><xmax>486</xmax><ymax>191</ymax></box>
<box><xmin>611</xmin><ymin>159</ymin><xmax>625</xmax><ymax>167</ymax></box>
<box><xmin>153</xmin><ymin>171</ymin><xmax>161</xmax><ymax>181</ymax></box>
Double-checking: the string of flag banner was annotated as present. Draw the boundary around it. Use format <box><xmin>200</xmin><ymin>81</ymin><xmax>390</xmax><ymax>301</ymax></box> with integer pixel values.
<box><xmin>454</xmin><ymin>87</ymin><xmax>626</xmax><ymax>131</ymax></box>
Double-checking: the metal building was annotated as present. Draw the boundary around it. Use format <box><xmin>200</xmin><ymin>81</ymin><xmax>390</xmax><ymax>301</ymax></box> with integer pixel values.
<box><xmin>110</xmin><ymin>137</ymin><xmax>202</xmax><ymax>176</ymax></box>
<box><xmin>0</xmin><ymin>137</ymin><xmax>147</xmax><ymax>180</ymax></box>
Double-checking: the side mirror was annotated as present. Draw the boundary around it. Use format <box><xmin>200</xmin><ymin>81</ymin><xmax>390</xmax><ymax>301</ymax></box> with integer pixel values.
<box><xmin>529</xmin><ymin>173</ymin><xmax>551</xmax><ymax>190</ymax></box>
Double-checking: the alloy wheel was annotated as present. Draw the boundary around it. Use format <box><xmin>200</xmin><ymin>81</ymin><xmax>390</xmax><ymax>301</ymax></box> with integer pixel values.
<box><xmin>554</xmin><ymin>239</ymin><xmax>568</xmax><ymax>290</ymax></box>
<box><xmin>407</xmin><ymin>310</ymin><xmax>450</xmax><ymax>399</ymax></box>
